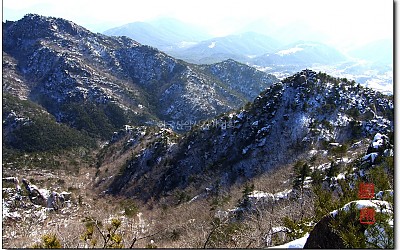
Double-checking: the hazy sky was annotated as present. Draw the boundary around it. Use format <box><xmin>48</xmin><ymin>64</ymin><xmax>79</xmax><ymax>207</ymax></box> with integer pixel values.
<box><xmin>2</xmin><ymin>0</ymin><xmax>393</xmax><ymax>49</ymax></box>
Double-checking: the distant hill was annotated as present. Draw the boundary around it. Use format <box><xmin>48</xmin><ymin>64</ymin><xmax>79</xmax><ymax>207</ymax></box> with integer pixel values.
<box><xmin>347</xmin><ymin>39</ymin><xmax>393</xmax><ymax>65</ymax></box>
<box><xmin>171</xmin><ymin>32</ymin><xmax>282</xmax><ymax>64</ymax></box>
<box><xmin>103</xmin><ymin>17</ymin><xmax>211</xmax><ymax>52</ymax></box>
<box><xmin>252</xmin><ymin>41</ymin><xmax>348</xmax><ymax>66</ymax></box>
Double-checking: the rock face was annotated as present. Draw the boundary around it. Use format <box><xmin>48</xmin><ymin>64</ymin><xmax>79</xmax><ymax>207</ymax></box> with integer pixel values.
<box><xmin>2</xmin><ymin>14</ymin><xmax>278</xmax><ymax>139</ymax></box>
<box><xmin>303</xmin><ymin>215</ymin><xmax>345</xmax><ymax>248</ymax></box>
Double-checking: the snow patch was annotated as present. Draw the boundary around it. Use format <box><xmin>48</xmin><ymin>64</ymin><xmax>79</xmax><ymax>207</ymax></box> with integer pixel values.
<box><xmin>276</xmin><ymin>47</ymin><xmax>304</xmax><ymax>56</ymax></box>
<box><xmin>248</xmin><ymin>191</ymin><xmax>274</xmax><ymax>199</ymax></box>
<box><xmin>330</xmin><ymin>200</ymin><xmax>392</xmax><ymax>217</ymax></box>
<box><xmin>208</xmin><ymin>41</ymin><xmax>216</xmax><ymax>48</ymax></box>
<box><xmin>269</xmin><ymin>233</ymin><xmax>309</xmax><ymax>248</ymax></box>
<box><xmin>248</xmin><ymin>189</ymin><xmax>293</xmax><ymax>201</ymax></box>
<box><xmin>336</xmin><ymin>173</ymin><xmax>346</xmax><ymax>180</ymax></box>
<box><xmin>177</xmin><ymin>41</ymin><xmax>197</xmax><ymax>48</ymax></box>
<box><xmin>372</xmin><ymin>133</ymin><xmax>385</xmax><ymax>149</ymax></box>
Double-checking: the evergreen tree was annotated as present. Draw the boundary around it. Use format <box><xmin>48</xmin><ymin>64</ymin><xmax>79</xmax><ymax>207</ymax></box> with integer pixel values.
<box><xmin>293</xmin><ymin>161</ymin><xmax>311</xmax><ymax>194</ymax></box>
<box><xmin>292</xmin><ymin>161</ymin><xmax>311</xmax><ymax>220</ymax></box>
<box><xmin>239</xmin><ymin>183</ymin><xmax>255</xmax><ymax>209</ymax></box>
<box><xmin>325</xmin><ymin>161</ymin><xmax>340</xmax><ymax>186</ymax></box>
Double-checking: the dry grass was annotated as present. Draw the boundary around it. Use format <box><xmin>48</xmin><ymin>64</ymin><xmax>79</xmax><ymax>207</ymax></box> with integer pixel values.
<box><xmin>2</xmin><ymin>137</ymin><xmax>372</xmax><ymax>248</ymax></box>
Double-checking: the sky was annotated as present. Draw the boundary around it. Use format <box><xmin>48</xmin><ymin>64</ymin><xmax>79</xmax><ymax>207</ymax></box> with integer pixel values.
<box><xmin>2</xmin><ymin>0</ymin><xmax>394</xmax><ymax>50</ymax></box>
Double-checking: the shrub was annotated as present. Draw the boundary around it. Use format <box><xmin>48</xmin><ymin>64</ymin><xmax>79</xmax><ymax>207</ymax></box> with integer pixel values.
<box><xmin>81</xmin><ymin>217</ymin><xmax>123</xmax><ymax>248</ymax></box>
<box><xmin>282</xmin><ymin>216</ymin><xmax>313</xmax><ymax>240</ymax></box>
<box><xmin>32</xmin><ymin>234</ymin><xmax>62</xmax><ymax>248</ymax></box>
<box><xmin>329</xmin><ymin>202</ymin><xmax>393</xmax><ymax>248</ymax></box>
<box><xmin>120</xmin><ymin>199</ymin><xmax>139</xmax><ymax>218</ymax></box>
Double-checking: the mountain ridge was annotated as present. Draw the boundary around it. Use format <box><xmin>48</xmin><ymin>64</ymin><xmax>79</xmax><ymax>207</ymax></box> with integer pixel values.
<box><xmin>104</xmin><ymin>19</ymin><xmax>392</xmax><ymax>93</ymax></box>
<box><xmin>2</xmin><ymin>14</ymin><xmax>278</xmax><ymax>146</ymax></box>
<box><xmin>95</xmin><ymin>69</ymin><xmax>393</xmax><ymax>201</ymax></box>
<box><xmin>103</xmin><ymin>17</ymin><xmax>211</xmax><ymax>52</ymax></box>
<box><xmin>2</xmin><ymin>14</ymin><xmax>394</xmax><ymax>246</ymax></box>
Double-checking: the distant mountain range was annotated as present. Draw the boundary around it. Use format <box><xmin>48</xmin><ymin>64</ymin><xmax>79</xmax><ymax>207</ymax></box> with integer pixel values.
<box><xmin>169</xmin><ymin>32</ymin><xmax>282</xmax><ymax>64</ymax></box>
<box><xmin>253</xmin><ymin>41</ymin><xmax>347</xmax><ymax>66</ymax></box>
<box><xmin>104</xmin><ymin>19</ymin><xmax>393</xmax><ymax>94</ymax></box>
<box><xmin>104</xmin><ymin>17</ymin><xmax>212</xmax><ymax>52</ymax></box>
<box><xmin>347</xmin><ymin>39</ymin><xmax>393</xmax><ymax>65</ymax></box>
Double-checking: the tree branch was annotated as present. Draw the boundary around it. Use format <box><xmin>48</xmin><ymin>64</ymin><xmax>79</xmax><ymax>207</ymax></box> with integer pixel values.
<box><xmin>129</xmin><ymin>230</ymin><xmax>162</xmax><ymax>248</ymax></box>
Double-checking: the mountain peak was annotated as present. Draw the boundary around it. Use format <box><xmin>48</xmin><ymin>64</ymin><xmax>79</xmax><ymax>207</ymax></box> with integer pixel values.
<box><xmin>3</xmin><ymin>14</ymin><xmax>91</xmax><ymax>42</ymax></box>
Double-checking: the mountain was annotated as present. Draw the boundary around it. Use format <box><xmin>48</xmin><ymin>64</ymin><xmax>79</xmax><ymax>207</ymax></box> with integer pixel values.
<box><xmin>239</xmin><ymin>19</ymin><xmax>329</xmax><ymax>46</ymax></box>
<box><xmin>171</xmin><ymin>32</ymin><xmax>282</xmax><ymax>64</ymax></box>
<box><xmin>96</xmin><ymin>69</ymin><xmax>393</xmax><ymax>200</ymax></box>
<box><xmin>104</xmin><ymin>21</ymin><xmax>283</xmax><ymax>65</ymax></box>
<box><xmin>103</xmin><ymin>17</ymin><xmax>211</xmax><ymax>52</ymax></box>
<box><xmin>2</xmin><ymin>14</ymin><xmax>394</xmax><ymax>249</ymax></box>
<box><xmin>2</xmin><ymin>14</ymin><xmax>277</xmax><ymax>148</ymax></box>
<box><xmin>2</xmin><ymin>67</ymin><xmax>394</xmax><ymax>248</ymax></box>
<box><xmin>253</xmin><ymin>41</ymin><xmax>348</xmax><ymax>66</ymax></box>
<box><xmin>199</xmin><ymin>59</ymin><xmax>277</xmax><ymax>101</ymax></box>
<box><xmin>103</xmin><ymin>19</ymin><xmax>392</xmax><ymax>94</ymax></box>
<box><xmin>103</xmin><ymin>21</ymin><xmax>168</xmax><ymax>48</ymax></box>
<box><xmin>347</xmin><ymin>39</ymin><xmax>393</xmax><ymax>66</ymax></box>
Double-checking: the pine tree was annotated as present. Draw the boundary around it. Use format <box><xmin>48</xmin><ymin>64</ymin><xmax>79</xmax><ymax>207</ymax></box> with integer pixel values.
<box><xmin>81</xmin><ymin>217</ymin><xmax>123</xmax><ymax>248</ymax></box>
<box><xmin>292</xmin><ymin>161</ymin><xmax>311</xmax><ymax>220</ymax></box>
<box><xmin>293</xmin><ymin>161</ymin><xmax>311</xmax><ymax>196</ymax></box>
<box><xmin>239</xmin><ymin>183</ymin><xmax>255</xmax><ymax>209</ymax></box>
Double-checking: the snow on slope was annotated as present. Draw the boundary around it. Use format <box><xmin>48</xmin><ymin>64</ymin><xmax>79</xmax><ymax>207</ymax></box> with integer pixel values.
<box><xmin>208</xmin><ymin>41</ymin><xmax>216</xmax><ymax>48</ymax></box>
<box><xmin>268</xmin><ymin>233</ymin><xmax>309</xmax><ymax>248</ymax></box>
<box><xmin>330</xmin><ymin>200</ymin><xmax>392</xmax><ymax>217</ymax></box>
<box><xmin>276</xmin><ymin>47</ymin><xmax>304</xmax><ymax>56</ymax></box>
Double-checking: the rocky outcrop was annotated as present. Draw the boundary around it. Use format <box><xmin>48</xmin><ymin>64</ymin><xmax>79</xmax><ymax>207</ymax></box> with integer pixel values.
<box><xmin>303</xmin><ymin>215</ymin><xmax>345</xmax><ymax>248</ymax></box>
<box><xmin>22</xmin><ymin>179</ymin><xmax>48</xmax><ymax>207</ymax></box>
<box><xmin>21</xmin><ymin>178</ymin><xmax>71</xmax><ymax>209</ymax></box>
<box><xmin>3</xmin><ymin>177</ymin><xmax>21</xmax><ymax>192</ymax></box>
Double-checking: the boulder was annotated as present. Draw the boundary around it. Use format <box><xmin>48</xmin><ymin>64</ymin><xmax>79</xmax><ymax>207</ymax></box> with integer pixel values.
<box><xmin>366</xmin><ymin>133</ymin><xmax>391</xmax><ymax>155</ymax></box>
<box><xmin>22</xmin><ymin>179</ymin><xmax>47</xmax><ymax>207</ymax></box>
<box><xmin>303</xmin><ymin>215</ymin><xmax>345</xmax><ymax>248</ymax></box>
<box><xmin>3</xmin><ymin>177</ymin><xmax>21</xmax><ymax>192</ymax></box>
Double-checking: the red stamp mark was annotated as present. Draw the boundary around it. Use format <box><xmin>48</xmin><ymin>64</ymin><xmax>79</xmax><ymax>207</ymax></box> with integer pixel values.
<box><xmin>359</xmin><ymin>207</ymin><xmax>376</xmax><ymax>225</ymax></box>
<box><xmin>358</xmin><ymin>182</ymin><xmax>375</xmax><ymax>199</ymax></box>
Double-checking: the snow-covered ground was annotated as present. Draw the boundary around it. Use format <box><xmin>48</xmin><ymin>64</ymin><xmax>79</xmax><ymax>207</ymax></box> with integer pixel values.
<box><xmin>248</xmin><ymin>189</ymin><xmax>293</xmax><ymax>201</ymax></box>
<box><xmin>268</xmin><ymin>233</ymin><xmax>309</xmax><ymax>248</ymax></box>
<box><xmin>330</xmin><ymin>200</ymin><xmax>392</xmax><ymax>217</ymax></box>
